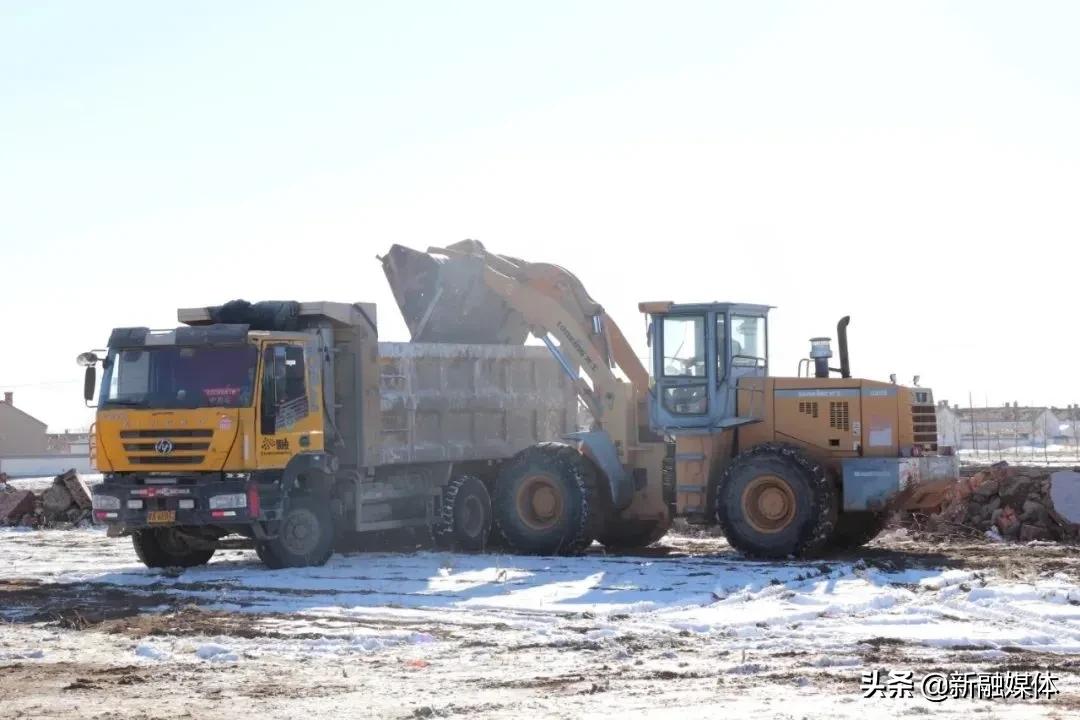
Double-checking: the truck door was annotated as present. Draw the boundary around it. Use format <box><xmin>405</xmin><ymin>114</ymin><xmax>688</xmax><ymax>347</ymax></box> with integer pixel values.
<box><xmin>256</xmin><ymin>341</ymin><xmax>322</xmax><ymax>468</ymax></box>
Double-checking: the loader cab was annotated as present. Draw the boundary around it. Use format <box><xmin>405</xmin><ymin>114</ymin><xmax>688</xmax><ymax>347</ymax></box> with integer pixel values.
<box><xmin>640</xmin><ymin>302</ymin><xmax>771</xmax><ymax>432</ymax></box>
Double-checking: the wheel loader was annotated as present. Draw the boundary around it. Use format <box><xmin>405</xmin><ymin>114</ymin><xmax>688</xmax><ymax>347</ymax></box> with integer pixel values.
<box><xmin>382</xmin><ymin>240</ymin><xmax>959</xmax><ymax>558</ymax></box>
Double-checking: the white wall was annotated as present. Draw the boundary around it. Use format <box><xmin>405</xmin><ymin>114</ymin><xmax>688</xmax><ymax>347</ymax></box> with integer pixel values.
<box><xmin>0</xmin><ymin>454</ymin><xmax>92</xmax><ymax>478</ymax></box>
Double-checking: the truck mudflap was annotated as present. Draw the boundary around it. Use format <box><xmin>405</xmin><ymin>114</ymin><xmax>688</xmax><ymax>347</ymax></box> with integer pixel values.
<box><xmin>841</xmin><ymin>455</ymin><xmax>960</xmax><ymax>512</ymax></box>
<box><xmin>91</xmin><ymin>480</ymin><xmax>282</xmax><ymax>530</ymax></box>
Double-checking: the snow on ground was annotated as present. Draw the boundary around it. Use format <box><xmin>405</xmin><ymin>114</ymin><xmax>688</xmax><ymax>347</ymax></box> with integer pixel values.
<box><xmin>1</xmin><ymin>526</ymin><xmax>1079</xmax><ymax>718</ymax></box>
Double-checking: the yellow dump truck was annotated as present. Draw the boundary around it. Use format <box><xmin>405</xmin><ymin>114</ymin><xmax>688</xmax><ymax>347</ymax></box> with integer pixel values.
<box><xmin>80</xmin><ymin>301</ymin><xmax>577</xmax><ymax>568</ymax></box>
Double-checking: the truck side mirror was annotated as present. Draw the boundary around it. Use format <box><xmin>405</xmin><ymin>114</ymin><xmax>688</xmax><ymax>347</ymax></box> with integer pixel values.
<box><xmin>83</xmin><ymin>366</ymin><xmax>97</xmax><ymax>403</ymax></box>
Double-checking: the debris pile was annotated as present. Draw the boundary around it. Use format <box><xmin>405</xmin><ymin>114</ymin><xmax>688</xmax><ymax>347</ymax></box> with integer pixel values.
<box><xmin>0</xmin><ymin>470</ymin><xmax>93</xmax><ymax>528</ymax></box>
<box><xmin>913</xmin><ymin>462</ymin><xmax>1080</xmax><ymax>542</ymax></box>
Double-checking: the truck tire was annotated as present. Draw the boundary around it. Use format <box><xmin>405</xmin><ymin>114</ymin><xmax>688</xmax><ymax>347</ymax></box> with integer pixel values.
<box><xmin>494</xmin><ymin>443</ymin><xmax>602</xmax><ymax>556</ymax></box>
<box><xmin>829</xmin><ymin>511</ymin><xmax>890</xmax><ymax>551</ymax></box>
<box><xmin>715</xmin><ymin>443</ymin><xmax>837</xmax><ymax>559</ymax></box>
<box><xmin>433</xmin><ymin>475</ymin><xmax>493</xmax><ymax>552</ymax></box>
<box><xmin>131</xmin><ymin>528</ymin><xmax>216</xmax><ymax>568</ymax></box>
<box><xmin>598</xmin><ymin>518</ymin><xmax>671</xmax><ymax>551</ymax></box>
<box><xmin>256</xmin><ymin>495</ymin><xmax>335</xmax><ymax>569</ymax></box>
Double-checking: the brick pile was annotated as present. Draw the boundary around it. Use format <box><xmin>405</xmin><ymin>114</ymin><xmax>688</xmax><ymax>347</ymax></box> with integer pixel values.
<box><xmin>919</xmin><ymin>462</ymin><xmax>1080</xmax><ymax>542</ymax></box>
<box><xmin>0</xmin><ymin>469</ymin><xmax>93</xmax><ymax>528</ymax></box>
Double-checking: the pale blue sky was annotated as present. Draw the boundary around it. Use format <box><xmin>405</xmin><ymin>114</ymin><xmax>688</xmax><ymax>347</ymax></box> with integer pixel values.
<box><xmin>3</xmin><ymin>1</ymin><xmax>1079</xmax><ymax>431</ymax></box>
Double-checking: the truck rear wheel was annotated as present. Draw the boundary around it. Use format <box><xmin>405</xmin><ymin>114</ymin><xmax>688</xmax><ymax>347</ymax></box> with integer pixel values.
<box><xmin>715</xmin><ymin>443</ymin><xmax>837</xmax><ymax>559</ymax></box>
<box><xmin>494</xmin><ymin>443</ymin><xmax>602</xmax><ymax>556</ymax></box>
<box><xmin>829</xmin><ymin>511</ymin><xmax>890</xmax><ymax>551</ymax></box>
<box><xmin>131</xmin><ymin>528</ymin><xmax>216</xmax><ymax>568</ymax></box>
<box><xmin>433</xmin><ymin>475</ymin><xmax>493</xmax><ymax>552</ymax></box>
<box><xmin>598</xmin><ymin>518</ymin><xmax>671</xmax><ymax>551</ymax></box>
<box><xmin>257</xmin><ymin>495</ymin><xmax>335</xmax><ymax>569</ymax></box>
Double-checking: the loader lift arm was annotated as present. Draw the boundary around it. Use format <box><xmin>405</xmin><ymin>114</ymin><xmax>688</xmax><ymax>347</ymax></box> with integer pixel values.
<box><xmin>382</xmin><ymin>240</ymin><xmax>659</xmax><ymax>510</ymax></box>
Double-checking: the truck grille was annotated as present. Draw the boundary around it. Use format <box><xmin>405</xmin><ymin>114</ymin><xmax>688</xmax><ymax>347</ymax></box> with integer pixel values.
<box><xmin>911</xmin><ymin>404</ymin><xmax>938</xmax><ymax>451</ymax></box>
<box><xmin>120</xmin><ymin>429</ymin><xmax>212</xmax><ymax>465</ymax></box>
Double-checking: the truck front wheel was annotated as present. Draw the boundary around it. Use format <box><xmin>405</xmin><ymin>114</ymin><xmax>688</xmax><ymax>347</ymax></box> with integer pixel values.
<box><xmin>132</xmin><ymin>528</ymin><xmax>216</xmax><ymax>568</ymax></box>
<box><xmin>256</xmin><ymin>495</ymin><xmax>335</xmax><ymax>569</ymax></box>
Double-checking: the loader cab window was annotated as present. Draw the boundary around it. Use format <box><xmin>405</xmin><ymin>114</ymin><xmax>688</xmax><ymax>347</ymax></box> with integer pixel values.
<box><xmin>662</xmin><ymin>316</ymin><xmax>706</xmax><ymax>377</ymax></box>
<box><xmin>260</xmin><ymin>344</ymin><xmax>309</xmax><ymax>435</ymax></box>
<box><xmin>732</xmin><ymin>315</ymin><xmax>767</xmax><ymax>369</ymax></box>
<box><xmin>716</xmin><ymin>314</ymin><xmax>726</xmax><ymax>381</ymax></box>
<box><xmin>660</xmin><ymin>315</ymin><xmax>708</xmax><ymax>415</ymax></box>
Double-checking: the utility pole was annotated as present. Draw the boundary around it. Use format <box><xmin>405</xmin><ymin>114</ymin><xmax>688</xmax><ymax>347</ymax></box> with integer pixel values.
<box><xmin>969</xmin><ymin>392</ymin><xmax>978</xmax><ymax>460</ymax></box>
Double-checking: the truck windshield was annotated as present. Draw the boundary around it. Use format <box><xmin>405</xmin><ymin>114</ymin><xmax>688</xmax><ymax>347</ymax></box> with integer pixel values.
<box><xmin>100</xmin><ymin>345</ymin><xmax>257</xmax><ymax>409</ymax></box>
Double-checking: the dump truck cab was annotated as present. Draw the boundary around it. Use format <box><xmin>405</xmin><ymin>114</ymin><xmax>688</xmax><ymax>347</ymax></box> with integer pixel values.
<box><xmin>82</xmin><ymin>305</ymin><xmax>353</xmax><ymax>568</ymax></box>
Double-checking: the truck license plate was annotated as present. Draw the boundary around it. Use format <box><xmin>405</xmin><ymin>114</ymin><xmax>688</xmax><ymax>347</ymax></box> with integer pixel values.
<box><xmin>147</xmin><ymin>510</ymin><xmax>175</xmax><ymax>524</ymax></box>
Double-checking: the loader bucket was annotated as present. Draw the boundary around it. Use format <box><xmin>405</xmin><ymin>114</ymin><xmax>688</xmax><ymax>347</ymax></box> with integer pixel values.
<box><xmin>381</xmin><ymin>243</ymin><xmax>529</xmax><ymax>344</ymax></box>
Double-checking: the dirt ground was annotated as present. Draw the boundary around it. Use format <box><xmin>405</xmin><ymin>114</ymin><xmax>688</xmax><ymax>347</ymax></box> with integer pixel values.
<box><xmin>2</xmin><ymin>529</ymin><xmax>1079</xmax><ymax>719</ymax></box>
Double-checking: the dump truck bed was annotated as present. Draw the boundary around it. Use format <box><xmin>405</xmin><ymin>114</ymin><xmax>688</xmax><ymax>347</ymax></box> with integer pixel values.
<box><xmin>376</xmin><ymin>342</ymin><xmax>577</xmax><ymax>465</ymax></box>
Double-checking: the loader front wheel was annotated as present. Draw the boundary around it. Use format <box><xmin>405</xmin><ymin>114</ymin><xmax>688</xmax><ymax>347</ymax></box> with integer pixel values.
<box><xmin>132</xmin><ymin>528</ymin><xmax>216</xmax><ymax>569</ymax></box>
<box><xmin>494</xmin><ymin>443</ymin><xmax>602</xmax><ymax>555</ymax></box>
<box><xmin>829</xmin><ymin>511</ymin><xmax>890</xmax><ymax>551</ymax></box>
<box><xmin>716</xmin><ymin>444</ymin><xmax>837</xmax><ymax>559</ymax></box>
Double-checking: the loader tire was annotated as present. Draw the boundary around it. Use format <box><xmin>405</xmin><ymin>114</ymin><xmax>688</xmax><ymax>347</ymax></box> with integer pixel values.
<box><xmin>432</xmin><ymin>475</ymin><xmax>493</xmax><ymax>552</ymax></box>
<box><xmin>715</xmin><ymin>443</ymin><xmax>837</xmax><ymax>559</ymax></box>
<box><xmin>257</xmin><ymin>495</ymin><xmax>335</xmax><ymax>569</ymax></box>
<box><xmin>494</xmin><ymin>443</ymin><xmax>602</xmax><ymax>556</ymax></box>
<box><xmin>829</xmin><ymin>511</ymin><xmax>890</xmax><ymax>551</ymax></box>
<box><xmin>598</xmin><ymin>518</ymin><xmax>671</xmax><ymax>551</ymax></box>
<box><xmin>132</xmin><ymin>528</ymin><xmax>216</xmax><ymax>569</ymax></box>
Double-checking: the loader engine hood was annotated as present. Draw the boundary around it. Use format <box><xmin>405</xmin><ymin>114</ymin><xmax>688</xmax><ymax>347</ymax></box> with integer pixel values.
<box><xmin>381</xmin><ymin>241</ymin><xmax>529</xmax><ymax>344</ymax></box>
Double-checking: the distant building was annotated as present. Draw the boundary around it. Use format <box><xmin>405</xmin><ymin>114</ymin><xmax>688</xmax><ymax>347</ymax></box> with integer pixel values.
<box><xmin>0</xmin><ymin>392</ymin><xmax>48</xmax><ymax>456</ymax></box>
<box><xmin>1051</xmin><ymin>405</ymin><xmax>1080</xmax><ymax>447</ymax></box>
<box><xmin>47</xmin><ymin>431</ymin><xmax>91</xmax><ymax>455</ymax></box>
<box><xmin>935</xmin><ymin>401</ymin><xmax>1063</xmax><ymax>451</ymax></box>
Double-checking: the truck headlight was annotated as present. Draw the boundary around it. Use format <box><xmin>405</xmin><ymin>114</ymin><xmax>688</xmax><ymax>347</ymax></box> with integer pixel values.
<box><xmin>209</xmin><ymin>493</ymin><xmax>247</xmax><ymax>509</ymax></box>
<box><xmin>92</xmin><ymin>494</ymin><xmax>121</xmax><ymax>510</ymax></box>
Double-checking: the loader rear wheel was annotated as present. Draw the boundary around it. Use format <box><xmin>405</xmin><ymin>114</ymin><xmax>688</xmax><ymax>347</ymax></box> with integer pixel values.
<box><xmin>829</xmin><ymin>511</ymin><xmax>890</xmax><ymax>551</ymax></box>
<box><xmin>257</xmin><ymin>495</ymin><xmax>335</xmax><ymax>569</ymax></box>
<box><xmin>494</xmin><ymin>443</ymin><xmax>602</xmax><ymax>555</ymax></box>
<box><xmin>432</xmin><ymin>475</ymin><xmax>493</xmax><ymax>552</ymax></box>
<box><xmin>716</xmin><ymin>444</ymin><xmax>837</xmax><ymax>559</ymax></box>
<box><xmin>132</xmin><ymin>528</ymin><xmax>216</xmax><ymax>569</ymax></box>
<box><xmin>598</xmin><ymin>518</ymin><xmax>671</xmax><ymax>551</ymax></box>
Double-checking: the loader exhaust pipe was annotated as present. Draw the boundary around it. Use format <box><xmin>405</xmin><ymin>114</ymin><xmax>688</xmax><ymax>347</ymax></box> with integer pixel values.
<box><xmin>836</xmin><ymin>315</ymin><xmax>851</xmax><ymax>379</ymax></box>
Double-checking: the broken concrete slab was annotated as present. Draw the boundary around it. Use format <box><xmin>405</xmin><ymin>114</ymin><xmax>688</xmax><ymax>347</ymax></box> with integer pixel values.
<box><xmin>0</xmin><ymin>490</ymin><xmax>36</xmax><ymax>525</ymax></box>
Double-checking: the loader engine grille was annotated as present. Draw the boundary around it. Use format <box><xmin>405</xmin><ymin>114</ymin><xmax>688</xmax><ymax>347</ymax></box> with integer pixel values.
<box><xmin>798</xmin><ymin>401</ymin><xmax>819</xmax><ymax>418</ymax></box>
<box><xmin>829</xmin><ymin>401</ymin><xmax>850</xmax><ymax>431</ymax></box>
<box><xmin>911</xmin><ymin>403</ymin><xmax>939</xmax><ymax>451</ymax></box>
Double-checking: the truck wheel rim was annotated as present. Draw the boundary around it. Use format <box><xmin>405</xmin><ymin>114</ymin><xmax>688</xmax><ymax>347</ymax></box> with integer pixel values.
<box><xmin>460</xmin><ymin>495</ymin><xmax>485</xmax><ymax>537</ymax></box>
<box><xmin>516</xmin><ymin>476</ymin><xmax>564</xmax><ymax>530</ymax></box>
<box><xmin>741</xmin><ymin>475</ymin><xmax>796</xmax><ymax>534</ymax></box>
<box><xmin>282</xmin><ymin>508</ymin><xmax>320</xmax><ymax>556</ymax></box>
